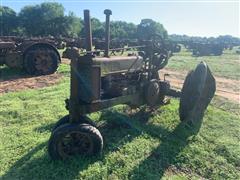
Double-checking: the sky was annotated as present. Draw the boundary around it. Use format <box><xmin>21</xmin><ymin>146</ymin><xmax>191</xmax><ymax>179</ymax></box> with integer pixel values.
<box><xmin>1</xmin><ymin>0</ymin><xmax>239</xmax><ymax>37</ymax></box>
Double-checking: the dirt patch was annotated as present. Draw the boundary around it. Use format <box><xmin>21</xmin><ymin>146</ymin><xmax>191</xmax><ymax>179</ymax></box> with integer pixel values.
<box><xmin>0</xmin><ymin>73</ymin><xmax>63</xmax><ymax>94</ymax></box>
<box><xmin>161</xmin><ymin>68</ymin><xmax>240</xmax><ymax>103</ymax></box>
<box><xmin>61</xmin><ymin>58</ymin><xmax>70</xmax><ymax>65</ymax></box>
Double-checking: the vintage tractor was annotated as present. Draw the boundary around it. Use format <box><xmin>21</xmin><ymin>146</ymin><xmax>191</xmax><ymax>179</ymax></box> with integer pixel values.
<box><xmin>48</xmin><ymin>9</ymin><xmax>216</xmax><ymax>160</ymax></box>
<box><xmin>0</xmin><ymin>36</ymin><xmax>61</xmax><ymax>75</ymax></box>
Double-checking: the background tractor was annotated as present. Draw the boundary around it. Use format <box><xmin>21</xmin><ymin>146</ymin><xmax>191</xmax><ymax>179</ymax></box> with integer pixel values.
<box><xmin>0</xmin><ymin>36</ymin><xmax>61</xmax><ymax>75</ymax></box>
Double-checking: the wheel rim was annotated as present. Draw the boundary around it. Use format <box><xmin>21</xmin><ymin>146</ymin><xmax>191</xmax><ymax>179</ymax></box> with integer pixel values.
<box><xmin>34</xmin><ymin>50</ymin><xmax>53</xmax><ymax>73</ymax></box>
<box><xmin>58</xmin><ymin>131</ymin><xmax>94</xmax><ymax>158</ymax></box>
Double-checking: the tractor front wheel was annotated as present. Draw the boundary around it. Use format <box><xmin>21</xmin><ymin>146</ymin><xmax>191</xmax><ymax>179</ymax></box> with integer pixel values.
<box><xmin>48</xmin><ymin>123</ymin><xmax>103</xmax><ymax>160</ymax></box>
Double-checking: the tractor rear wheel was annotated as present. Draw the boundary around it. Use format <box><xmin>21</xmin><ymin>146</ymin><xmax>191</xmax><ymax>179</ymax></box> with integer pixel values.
<box><xmin>48</xmin><ymin>123</ymin><xmax>103</xmax><ymax>160</ymax></box>
<box><xmin>24</xmin><ymin>46</ymin><xmax>60</xmax><ymax>75</ymax></box>
<box><xmin>179</xmin><ymin>62</ymin><xmax>216</xmax><ymax>126</ymax></box>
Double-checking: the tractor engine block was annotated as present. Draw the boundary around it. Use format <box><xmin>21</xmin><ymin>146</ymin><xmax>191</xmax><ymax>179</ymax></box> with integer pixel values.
<box><xmin>101</xmin><ymin>71</ymin><xmax>145</xmax><ymax>98</ymax></box>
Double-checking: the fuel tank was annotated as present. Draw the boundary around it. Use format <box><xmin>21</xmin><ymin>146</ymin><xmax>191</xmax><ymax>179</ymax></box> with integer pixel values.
<box><xmin>92</xmin><ymin>55</ymin><xmax>143</xmax><ymax>75</ymax></box>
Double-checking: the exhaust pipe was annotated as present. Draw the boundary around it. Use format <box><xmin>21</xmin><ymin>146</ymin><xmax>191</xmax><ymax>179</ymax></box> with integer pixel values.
<box><xmin>84</xmin><ymin>9</ymin><xmax>92</xmax><ymax>52</ymax></box>
<box><xmin>104</xmin><ymin>9</ymin><xmax>112</xmax><ymax>57</ymax></box>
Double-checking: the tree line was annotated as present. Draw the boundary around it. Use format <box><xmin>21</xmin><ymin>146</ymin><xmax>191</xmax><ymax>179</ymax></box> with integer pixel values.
<box><xmin>1</xmin><ymin>2</ymin><xmax>239</xmax><ymax>46</ymax></box>
<box><xmin>169</xmin><ymin>34</ymin><xmax>240</xmax><ymax>47</ymax></box>
<box><xmin>0</xmin><ymin>2</ymin><xmax>168</xmax><ymax>40</ymax></box>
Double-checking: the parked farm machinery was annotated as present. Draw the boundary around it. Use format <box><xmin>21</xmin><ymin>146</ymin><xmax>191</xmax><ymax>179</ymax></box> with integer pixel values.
<box><xmin>0</xmin><ymin>36</ymin><xmax>61</xmax><ymax>75</ymax></box>
<box><xmin>188</xmin><ymin>42</ymin><xmax>224</xmax><ymax>56</ymax></box>
<box><xmin>48</xmin><ymin>9</ymin><xmax>216</xmax><ymax>160</ymax></box>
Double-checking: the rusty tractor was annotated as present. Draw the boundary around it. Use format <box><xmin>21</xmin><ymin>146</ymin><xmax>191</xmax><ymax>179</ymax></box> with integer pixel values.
<box><xmin>0</xmin><ymin>36</ymin><xmax>61</xmax><ymax>75</ymax></box>
<box><xmin>48</xmin><ymin>9</ymin><xmax>216</xmax><ymax>160</ymax></box>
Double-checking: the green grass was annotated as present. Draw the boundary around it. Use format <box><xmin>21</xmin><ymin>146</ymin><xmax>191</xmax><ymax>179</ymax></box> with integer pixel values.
<box><xmin>0</xmin><ymin>64</ymin><xmax>239</xmax><ymax>179</ymax></box>
<box><xmin>211</xmin><ymin>96</ymin><xmax>240</xmax><ymax>115</ymax></box>
<box><xmin>168</xmin><ymin>47</ymin><xmax>240</xmax><ymax>80</ymax></box>
<box><xmin>0</xmin><ymin>49</ymin><xmax>240</xmax><ymax>179</ymax></box>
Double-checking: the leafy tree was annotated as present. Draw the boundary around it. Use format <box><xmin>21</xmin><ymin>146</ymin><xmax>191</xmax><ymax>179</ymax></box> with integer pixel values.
<box><xmin>40</xmin><ymin>2</ymin><xmax>64</xmax><ymax>20</ymax></box>
<box><xmin>19</xmin><ymin>2</ymin><xmax>65</xmax><ymax>36</ymax></box>
<box><xmin>0</xmin><ymin>6</ymin><xmax>18</xmax><ymax>35</ymax></box>
<box><xmin>123</xmin><ymin>22</ymin><xmax>137</xmax><ymax>39</ymax></box>
<box><xmin>110</xmin><ymin>21</ymin><xmax>137</xmax><ymax>39</ymax></box>
<box><xmin>19</xmin><ymin>4</ymin><xmax>42</xmax><ymax>36</ymax></box>
<box><xmin>82</xmin><ymin>20</ymin><xmax>137</xmax><ymax>39</ymax></box>
<box><xmin>65</xmin><ymin>12</ymin><xmax>82</xmax><ymax>37</ymax></box>
<box><xmin>137</xmin><ymin>19</ymin><xmax>168</xmax><ymax>40</ymax></box>
<box><xmin>91</xmin><ymin>18</ymin><xmax>104</xmax><ymax>38</ymax></box>
<box><xmin>47</xmin><ymin>12</ymin><xmax>82</xmax><ymax>37</ymax></box>
<box><xmin>80</xmin><ymin>18</ymin><xmax>104</xmax><ymax>38</ymax></box>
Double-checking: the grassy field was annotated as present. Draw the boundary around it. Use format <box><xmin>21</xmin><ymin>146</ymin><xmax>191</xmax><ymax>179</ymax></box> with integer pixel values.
<box><xmin>168</xmin><ymin>47</ymin><xmax>240</xmax><ymax>80</ymax></box>
<box><xmin>0</xmin><ymin>50</ymin><xmax>239</xmax><ymax>179</ymax></box>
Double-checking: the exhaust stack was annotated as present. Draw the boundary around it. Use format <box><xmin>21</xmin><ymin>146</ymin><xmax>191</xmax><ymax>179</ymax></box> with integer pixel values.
<box><xmin>104</xmin><ymin>9</ymin><xmax>112</xmax><ymax>57</ymax></box>
<box><xmin>84</xmin><ymin>9</ymin><xmax>92</xmax><ymax>52</ymax></box>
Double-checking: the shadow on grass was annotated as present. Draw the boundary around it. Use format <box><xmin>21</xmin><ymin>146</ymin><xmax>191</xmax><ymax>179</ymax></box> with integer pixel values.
<box><xmin>128</xmin><ymin>119</ymin><xmax>202</xmax><ymax>179</ymax></box>
<box><xmin>34</xmin><ymin>123</ymin><xmax>53</xmax><ymax>133</ymax></box>
<box><xmin>0</xmin><ymin>66</ymin><xmax>29</xmax><ymax>81</ymax></box>
<box><xmin>2</xmin><ymin>108</ymin><xmax>201</xmax><ymax>179</ymax></box>
<box><xmin>1</xmin><ymin>109</ymin><xmax>143</xmax><ymax>179</ymax></box>
<box><xmin>0</xmin><ymin>65</ymin><xmax>64</xmax><ymax>82</ymax></box>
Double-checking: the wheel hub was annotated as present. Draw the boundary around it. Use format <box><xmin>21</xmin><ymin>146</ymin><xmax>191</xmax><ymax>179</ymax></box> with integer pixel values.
<box><xmin>58</xmin><ymin>131</ymin><xmax>93</xmax><ymax>158</ymax></box>
<box><xmin>35</xmin><ymin>50</ymin><xmax>53</xmax><ymax>73</ymax></box>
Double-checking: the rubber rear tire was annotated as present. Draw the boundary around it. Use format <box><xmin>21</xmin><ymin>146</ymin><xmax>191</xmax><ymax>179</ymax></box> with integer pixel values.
<box><xmin>179</xmin><ymin>70</ymin><xmax>194</xmax><ymax>122</ymax></box>
<box><xmin>24</xmin><ymin>46</ymin><xmax>60</xmax><ymax>75</ymax></box>
<box><xmin>179</xmin><ymin>62</ymin><xmax>215</xmax><ymax>126</ymax></box>
<box><xmin>48</xmin><ymin>123</ymin><xmax>103</xmax><ymax>160</ymax></box>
